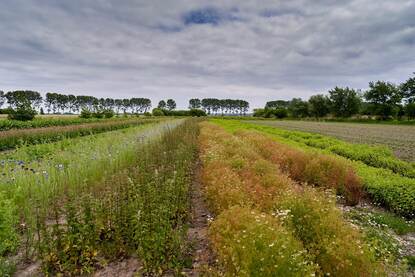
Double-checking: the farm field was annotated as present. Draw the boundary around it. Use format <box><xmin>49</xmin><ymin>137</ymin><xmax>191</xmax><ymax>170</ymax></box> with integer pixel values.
<box><xmin>0</xmin><ymin>117</ymin><xmax>414</xmax><ymax>276</ymax></box>
<box><xmin>248</xmin><ymin>120</ymin><xmax>415</xmax><ymax>162</ymax></box>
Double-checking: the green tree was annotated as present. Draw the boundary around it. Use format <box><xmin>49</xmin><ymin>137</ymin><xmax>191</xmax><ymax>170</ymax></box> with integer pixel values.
<box><xmin>265</xmin><ymin>100</ymin><xmax>290</xmax><ymax>109</ymax></box>
<box><xmin>400</xmin><ymin>73</ymin><xmax>415</xmax><ymax>103</ymax></box>
<box><xmin>0</xmin><ymin>91</ymin><xmax>5</xmax><ymax>108</ymax></box>
<box><xmin>288</xmin><ymin>98</ymin><xmax>309</xmax><ymax>118</ymax></box>
<box><xmin>166</xmin><ymin>99</ymin><xmax>176</xmax><ymax>110</ymax></box>
<box><xmin>365</xmin><ymin>81</ymin><xmax>402</xmax><ymax>119</ymax></box>
<box><xmin>5</xmin><ymin>90</ymin><xmax>42</xmax><ymax>110</ymax></box>
<box><xmin>189</xmin><ymin>99</ymin><xmax>201</xmax><ymax>109</ymax></box>
<box><xmin>309</xmin><ymin>94</ymin><xmax>330</xmax><ymax>118</ymax></box>
<box><xmin>158</xmin><ymin>100</ymin><xmax>166</xmax><ymax>109</ymax></box>
<box><xmin>328</xmin><ymin>87</ymin><xmax>361</xmax><ymax>117</ymax></box>
<box><xmin>405</xmin><ymin>103</ymin><xmax>415</xmax><ymax>120</ymax></box>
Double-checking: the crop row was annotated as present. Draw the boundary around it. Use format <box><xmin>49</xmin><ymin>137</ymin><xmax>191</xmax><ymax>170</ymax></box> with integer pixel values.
<box><xmin>0</xmin><ymin>116</ymin><xmax>119</xmax><ymax>131</ymax></box>
<box><xmin>248</xmin><ymin>121</ymin><xmax>415</xmax><ymax>178</ymax></box>
<box><xmin>0</xmin><ymin>117</ymin><xmax>161</xmax><ymax>151</ymax></box>
<box><xmin>199</xmin><ymin>122</ymin><xmax>388</xmax><ymax>276</ymax></box>
<box><xmin>0</xmin><ymin>119</ymin><xmax>199</xmax><ymax>275</ymax></box>
<box><xmin>213</xmin><ymin>119</ymin><xmax>415</xmax><ymax>218</ymax></box>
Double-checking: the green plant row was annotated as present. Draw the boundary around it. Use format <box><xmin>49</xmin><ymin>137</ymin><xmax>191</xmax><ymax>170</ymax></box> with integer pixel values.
<box><xmin>39</xmin><ymin>119</ymin><xmax>199</xmax><ymax>275</ymax></box>
<box><xmin>0</xmin><ymin>120</ymin><xmax>185</xmax><ymax>274</ymax></box>
<box><xmin>249</xmin><ymin>121</ymin><xmax>415</xmax><ymax>178</ymax></box>
<box><xmin>0</xmin><ymin>116</ymin><xmax>118</xmax><ymax>131</ymax></box>
<box><xmin>0</xmin><ymin>120</ymin><xmax>197</xmax><ymax>275</ymax></box>
<box><xmin>211</xmin><ymin>119</ymin><xmax>415</xmax><ymax>218</ymax></box>
<box><xmin>0</xmin><ymin>117</ymin><xmax>161</xmax><ymax>151</ymax></box>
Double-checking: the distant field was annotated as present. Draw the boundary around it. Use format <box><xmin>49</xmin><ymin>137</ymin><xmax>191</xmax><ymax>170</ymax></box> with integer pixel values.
<box><xmin>248</xmin><ymin>120</ymin><xmax>415</xmax><ymax>162</ymax></box>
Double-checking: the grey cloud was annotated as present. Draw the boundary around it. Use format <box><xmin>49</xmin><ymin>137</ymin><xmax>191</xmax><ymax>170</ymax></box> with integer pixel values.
<box><xmin>0</xmin><ymin>0</ymin><xmax>414</xmax><ymax>109</ymax></box>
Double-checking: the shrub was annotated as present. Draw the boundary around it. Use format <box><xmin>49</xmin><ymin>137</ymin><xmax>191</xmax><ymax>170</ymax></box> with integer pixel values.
<box><xmin>189</xmin><ymin>108</ymin><xmax>206</xmax><ymax>117</ymax></box>
<box><xmin>92</xmin><ymin>111</ymin><xmax>104</xmax><ymax>118</ymax></box>
<box><xmin>274</xmin><ymin>108</ymin><xmax>288</xmax><ymax>119</ymax></box>
<box><xmin>210</xmin><ymin>207</ymin><xmax>317</xmax><ymax>276</ymax></box>
<box><xmin>8</xmin><ymin>103</ymin><xmax>36</xmax><ymax>121</ymax></box>
<box><xmin>79</xmin><ymin>109</ymin><xmax>92</xmax><ymax>119</ymax></box>
<box><xmin>152</xmin><ymin>108</ymin><xmax>165</xmax><ymax>116</ymax></box>
<box><xmin>143</xmin><ymin>112</ymin><xmax>152</xmax><ymax>117</ymax></box>
<box><xmin>103</xmin><ymin>109</ymin><xmax>115</xmax><ymax>118</ymax></box>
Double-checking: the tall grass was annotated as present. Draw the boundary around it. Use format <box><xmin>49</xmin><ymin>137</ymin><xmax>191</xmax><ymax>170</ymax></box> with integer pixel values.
<box><xmin>199</xmin><ymin>122</ymin><xmax>384</xmax><ymax>276</ymax></box>
<box><xmin>0</xmin><ymin>119</ymin><xmax>200</xmax><ymax>275</ymax></box>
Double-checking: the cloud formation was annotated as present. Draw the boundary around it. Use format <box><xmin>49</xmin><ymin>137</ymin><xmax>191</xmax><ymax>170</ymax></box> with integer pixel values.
<box><xmin>0</xmin><ymin>0</ymin><xmax>414</xmax><ymax>109</ymax></box>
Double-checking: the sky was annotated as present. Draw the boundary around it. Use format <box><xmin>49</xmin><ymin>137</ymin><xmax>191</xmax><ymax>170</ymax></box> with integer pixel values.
<box><xmin>0</xmin><ymin>0</ymin><xmax>415</xmax><ymax>110</ymax></box>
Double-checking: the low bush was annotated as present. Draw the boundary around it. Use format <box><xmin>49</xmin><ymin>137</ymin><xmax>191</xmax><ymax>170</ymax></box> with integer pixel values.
<box><xmin>8</xmin><ymin>103</ymin><xmax>37</xmax><ymax>121</ymax></box>
<box><xmin>152</xmin><ymin>108</ymin><xmax>165</xmax><ymax>116</ymax></box>
<box><xmin>79</xmin><ymin>108</ymin><xmax>92</xmax><ymax>118</ymax></box>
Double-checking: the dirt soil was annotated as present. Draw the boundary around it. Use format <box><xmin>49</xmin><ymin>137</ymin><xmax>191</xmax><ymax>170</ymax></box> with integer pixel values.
<box><xmin>181</xmin><ymin>160</ymin><xmax>216</xmax><ymax>276</ymax></box>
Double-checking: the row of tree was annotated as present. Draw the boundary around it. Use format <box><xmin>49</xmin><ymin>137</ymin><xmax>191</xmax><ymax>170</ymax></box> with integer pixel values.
<box><xmin>188</xmin><ymin>98</ymin><xmax>249</xmax><ymax>115</ymax></box>
<box><xmin>0</xmin><ymin>92</ymin><xmax>251</xmax><ymax>119</ymax></box>
<box><xmin>258</xmin><ymin>74</ymin><xmax>415</xmax><ymax>120</ymax></box>
<box><xmin>0</xmin><ymin>91</ymin><xmax>153</xmax><ymax>114</ymax></box>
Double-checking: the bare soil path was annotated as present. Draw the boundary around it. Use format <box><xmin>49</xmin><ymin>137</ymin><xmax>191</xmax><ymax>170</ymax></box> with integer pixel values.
<box><xmin>182</xmin><ymin>160</ymin><xmax>215</xmax><ymax>276</ymax></box>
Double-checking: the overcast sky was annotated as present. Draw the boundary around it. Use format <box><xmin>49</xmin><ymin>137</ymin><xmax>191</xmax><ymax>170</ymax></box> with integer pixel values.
<box><xmin>1</xmin><ymin>0</ymin><xmax>414</xmax><ymax>109</ymax></box>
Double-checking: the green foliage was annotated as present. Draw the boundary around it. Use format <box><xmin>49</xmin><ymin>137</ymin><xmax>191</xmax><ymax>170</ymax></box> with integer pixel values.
<box><xmin>347</xmin><ymin>208</ymin><xmax>415</xmax><ymax>236</ymax></box>
<box><xmin>189</xmin><ymin>108</ymin><xmax>206</xmax><ymax>117</ymax></box>
<box><xmin>308</xmin><ymin>94</ymin><xmax>330</xmax><ymax>118</ymax></box>
<box><xmin>405</xmin><ymin>103</ymin><xmax>415</xmax><ymax>119</ymax></box>
<box><xmin>188</xmin><ymin>98</ymin><xmax>201</xmax><ymax>109</ymax></box>
<box><xmin>166</xmin><ymin>99</ymin><xmax>176</xmax><ymax>110</ymax></box>
<box><xmin>79</xmin><ymin>108</ymin><xmax>92</xmax><ymax>118</ymax></box>
<box><xmin>8</xmin><ymin>102</ymin><xmax>37</xmax><ymax>121</ymax></box>
<box><xmin>400</xmin><ymin>73</ymin><xmax>415</xmax><ymax>104</ymax></box>
<box><xmin>288</xmin><ymin>98</ymin><xmax>309</xmax><ymax>118</ymax></box>
<box><xmin>405</xmin><ymin>256</ymin><xmax>415</xmax><ymax>270</ymax></box>
<box><xmin>102</xmin><ymin>109</ymin><xmax>115</xmax><ymax>118</ymax></box>
<box><xmin>328</xmin><ymin>87</ymin><xmax>361</xmax><ymax>117</ymax></box>
<box><xmin>0</xmin><ymin>118</ymin><xmax>158</xmax><ymax>151</ymax></box>
<box><xmin>0</xmin><ymin>119</ymin><xmax>198</xmax><ymax>275</ymax></box>
<box><xmin>211</xmin><ymin>207</ymin><xmax>317</xmax><ymax>276</ymax></box>
<box><xmin>265</xmin><ymin>100</ymin><xmax>290</xmax><ymax>109</ymax></box>
<box><xmin>253</xmin><ymin>108</ymin><xmax>287</xmax><ymax>118</ymax></box>
<box><xmin>0</xmin><ymin>257</ymin><xmax>15</xmax><ymax>277</ymax></box>
<box><xmin>211</xmin><ymin>119</ymin><xmax>415</xmax><ymax>218</ymax></box>
<box><xmin>365</xmin><ymin>81</ymin><xmax>402</xmax><ymax>119</ymax></box>
<box><xmin>0</xmin><ymin>193</ymin><xmax>19</xmax><ymax>256</ymax></box>
<box><xmin>152</xmin><ymin>108</ymin><xmax>165</xmax><ymax>116</ymax></box>
<box><xmin>157</xmin><ymin>100</ymin><xmax>166</xmax><ymax>109</ymax></box>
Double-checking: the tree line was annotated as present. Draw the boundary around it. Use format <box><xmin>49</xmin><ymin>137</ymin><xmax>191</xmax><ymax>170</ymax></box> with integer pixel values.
<box><xmin>0</xmin><ymin>91</ymin><xmax>152</xmax><ymax>115</ymax></box>
<box><xmin>188</xmin><ymin>98</ymin><xmax>249</xmax><ymax>115</ymax></box>
<box><xmin>256</xmin><ymin>73</ymin><xmax>415</xmax><ymax>120</ymax></box>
